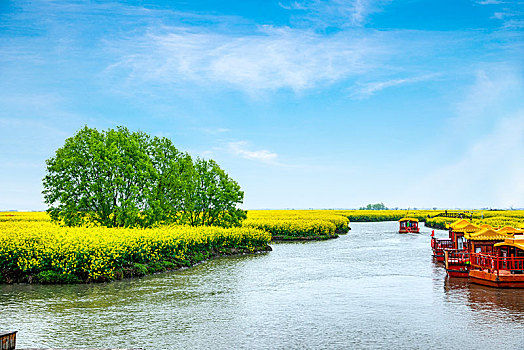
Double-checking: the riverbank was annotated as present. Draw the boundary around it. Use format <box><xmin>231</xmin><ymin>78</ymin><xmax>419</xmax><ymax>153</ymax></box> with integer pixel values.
<box><xmin>0</xmin><ymin>216</ymin><xmax>271</xmax><ymax>284</ymax></box>
<box><xmin>244</xmin><ymin>210</ymin><xmax>349</xmax><ymax>241</ymax></box>
<box><xmin>272</xmin><ymin>234</ymin><xmax>339</xmax><ymax>241</ymax></box>
<box><xmin>1</xmin><ymin>245</ymin><xmax>272</xmax><ymax>284</ymax></box>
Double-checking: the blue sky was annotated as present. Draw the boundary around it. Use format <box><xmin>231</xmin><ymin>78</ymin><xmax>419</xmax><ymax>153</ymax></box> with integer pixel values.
<box><xmin>1</xmin><ymin>0</ymin><xmax>523</xmax><ymax>211</ymax></box>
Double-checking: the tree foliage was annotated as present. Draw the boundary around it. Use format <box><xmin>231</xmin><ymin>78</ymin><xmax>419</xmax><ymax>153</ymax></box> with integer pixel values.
<box><xmin>359</xmin><ymin>203</ymin><xmax>388</xmax><ymax>210</ymax></box>
<box><xmin>43</xmin><ymin>126</ymin><xmax>246</xmax><ymax>228</ymax></box>
<box><xmin>183</xmin><ymin>158</ymin><xmax>247</xmax><ymax>228</ymax></box>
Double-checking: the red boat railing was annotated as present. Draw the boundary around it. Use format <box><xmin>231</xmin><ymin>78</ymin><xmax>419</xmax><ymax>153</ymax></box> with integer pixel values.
<box><xmin>431</xmin><ymin>237</ymin><xmax>453</xmax><ymax>250</ymax></box>
<box><xmin>470</xmin><ymin>253</ymin><xmax>524</xmax><ymax>274</ymax></box>
<box><xmin>444</xmin><ymin>249</ymin><xmax>469</xmax><ymax>264</ymax></box>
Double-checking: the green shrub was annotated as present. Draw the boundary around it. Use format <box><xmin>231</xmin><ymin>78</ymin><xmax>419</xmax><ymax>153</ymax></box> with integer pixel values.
<box><xmin>36</xmin><ymin>270</ymin><xmax>81</xmax><ymax>284</ymax></box>
<box><xmin>133</xmin><ymin>263</ymin><xmax>148</xmax><ymax>276</ymax></box>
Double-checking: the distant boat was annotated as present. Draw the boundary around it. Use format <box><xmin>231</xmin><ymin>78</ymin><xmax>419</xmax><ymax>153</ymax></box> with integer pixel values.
<box><xmin>399</xmin><ymin>217</ymin><xmax>420</xmax><ymax>233</ymax></box>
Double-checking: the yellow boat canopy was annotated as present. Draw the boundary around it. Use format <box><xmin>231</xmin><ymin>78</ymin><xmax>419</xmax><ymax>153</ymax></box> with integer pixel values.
<box><xmin>399</xmin><ymin>217</ymin><xmax>419</xmax><ymax>222</ymax></box>
<box><xmin>449</xmin><ymin>219</ymin><xmax>471</xmax><ymax>229</ymax></box>
<box><xmin>464</xmin><ymin>228</ymin><xmax>513</xmax><ymax>241</ymax></box>
<box><xmin>452</xmin><ymin>223</ymin><xmax>480</xmax><ymax>233</ymax></box>
<box><xmin>479</xmin><ymin>224</ymin><xmax>493</xmax><ymax>229</ymax></box>
<box><xmin>494</xmin><ymin>236</ymin><xmax>524</xmax><ymax>251</ymax></box>
<box><xmin>496</xmin><ymin>226</ymin><xmax>524</xmax><ymax>234</ymax></box>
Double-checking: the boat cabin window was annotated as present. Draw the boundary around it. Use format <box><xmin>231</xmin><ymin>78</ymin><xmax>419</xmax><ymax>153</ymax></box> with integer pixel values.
<box><xmin>509</xmin><ymin>247</ymin><xmax>516</xmax><ymax>257</ymax></box>
<box><xmin>457</xmin><ymin>237</ymin><xmax>464</xmax><ymax>250</ymax></box>
<box><xmin>475</xmin><ymin>247</ymin><xmax>481</xmax><ymax>253</ymax></box>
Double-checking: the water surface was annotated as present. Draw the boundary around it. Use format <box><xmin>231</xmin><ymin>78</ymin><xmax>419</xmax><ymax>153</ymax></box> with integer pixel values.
<box><xmin>2</xmin><ymin>222</ymin><xmax>524</xmax><ymax>349</ymax></box>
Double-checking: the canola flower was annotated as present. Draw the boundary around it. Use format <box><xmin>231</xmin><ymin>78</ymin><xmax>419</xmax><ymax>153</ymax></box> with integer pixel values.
<box><xmin>3</xmin><ymin>210</ymin><xmax>522</xmax><ymax>283</ymax></box>
<box><xmin>424</xmin><ymin>214</ymin><xmax>524</xmax><ymax>230</ymax></box>
<box><xmin>0</xmin><ymin>213</ymin><xmax>270</xmax><ymax>283</ymax></box>
<box><xmin>244</xmin><ymin>210</ymin><xmax>349</xmax><ymax>238</ymax></box>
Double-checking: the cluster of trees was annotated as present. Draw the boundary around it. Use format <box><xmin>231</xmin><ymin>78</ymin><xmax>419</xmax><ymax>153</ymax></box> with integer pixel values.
<box><xmin>359</xmin><ymin>203</ymin><xmax>388</xmax><ymax>210</ymax></box>
<box><xmin>43</xmin><ymin>126</ymin><xmax>246</xmax><ymax>228</ymax></box>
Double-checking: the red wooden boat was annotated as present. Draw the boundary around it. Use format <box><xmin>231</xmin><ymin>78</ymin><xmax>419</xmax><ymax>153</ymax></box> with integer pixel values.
<box><xmin>431</xmin><ymin>237</ymin><xmax>453</xmax><ymax>262</ymax></box>
<box><xmin>444</xmin><ymin>249</ymin><xmax>470</xmax><ymax>277</ymax></box>
<box><xmin>399</xmin><ymin>218</ymin><xmax>419</xmax><ymax>233</ymax></box>
<box><xmin>442</xmin><ymin>222</ymin><xmax>480</xmax><ymax>275</ymax></box>
<box><xmin>469</xmin><ymin>232</ymin><xmax>524</xmax><ymax>288</ymax></box>
<box><xmin>431</xmin><ymin>219</ymin><xmax>472</xmax><ymax>263</ymax></box>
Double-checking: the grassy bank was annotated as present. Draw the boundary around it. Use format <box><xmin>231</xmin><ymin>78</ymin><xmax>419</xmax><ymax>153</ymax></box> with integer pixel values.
<box><xmin>244</xmin><ymin>210</ymin><xmax>350</xmax><ymax>241</ymax></box>
<box><xmin>0</xmin><ymin>213</ymin><xmax>271</xmax><ymax>284</ymax></box>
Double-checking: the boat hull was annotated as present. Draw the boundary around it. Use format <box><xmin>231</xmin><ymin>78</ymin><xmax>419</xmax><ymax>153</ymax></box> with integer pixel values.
<box><xmin>434</xmin><ymin>254</ymin><xmax>444</xmax><ymax>262</ymax></box>
<box><xmin>399</xmin><ymin>228</ymin><xmax>420</xmax><ymax>233</ymax></box>
<box><xmin>446</xmin><ymin>267</ymin><xmax>469</xmax><ymax>278</ymax></box>
<box><xmin>469</xmin><ymin>270</ymin><xmax>524</xmax><ymax>288</ymax></box>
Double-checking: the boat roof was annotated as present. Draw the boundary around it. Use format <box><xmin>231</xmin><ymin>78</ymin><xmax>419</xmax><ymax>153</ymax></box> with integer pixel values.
<box><xmin>494</xmin><ymin>236</ymin><xmax>524</xmax><ymax>251</ymax></box>
<box><xmin>465</xmin><ymin>228</ymin><xmax>512</xmax><ymax>241</ymax></box>
<box><xmin>479</xmin><ymin>224</ymin><xmax>493</xmax><ymax>229</ymax></box>
<box><xmin>496</xmin><ymin>226</ymin><xmax>524</xmax><ymax>234</ymax></box>
<box><xmin>399</xmin><ymin>217</ymin><xmax>418</xmax><ymax>222</ymax></box>
<box><xmin>449</xmin><ymin>219</ymin><xmax>471</xmax><ymax>229</ymax></box>
<box><xmin>452</xmin><ymin>223</ymin><xmax>480</xmax><ymax>233</ymax></box>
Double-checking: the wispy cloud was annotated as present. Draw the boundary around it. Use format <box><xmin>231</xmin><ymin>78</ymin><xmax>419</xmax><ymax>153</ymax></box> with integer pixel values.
<box><xmin>201</xmin><ymin>128</ymin><xmax>230</xmax><ymax>135</ymax></box>
<box><xmin>453</xmin><ymin>68</ymin><xmax>522</xmax><ymax>128</ymax></box>
<box><xmin>477</xmin><ymin>0</ymin><xmax>505</xmax><ymax>4</ymax></box>
<box><xmin>280</xmin><ymin>0</ymin><xmax>391</xmax><ymax>28</ymax></box>
<box><xmin>415</xmin><ymin>112</ymin><xmax>524</xmax><ymax>208</ymax></box>
<box><xmin>106</xmin><ymin>25</ymin><xmax>383</xmax><ymax>94</ymax></box>
<box><xmin>228</xmin><ymin>141</ymin><xmax>278</xmax><ymax>163</ymax></box>
<box><xmin>350</xmin><ymin>73</ymin><xmax>438</xmax><ymax>99</ymax></box>
<box><xmin>476</xmin><ymin>0</ymin><xmax>524</xmax><ymax>28</ymax></box>
<box><xmin>413</xmin><ymin>66</ymin><xmax>524</xmax><ymax>208</ymax></box>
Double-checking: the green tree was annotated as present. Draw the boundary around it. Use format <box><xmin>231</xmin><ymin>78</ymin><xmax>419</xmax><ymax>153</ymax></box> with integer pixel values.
<box><xmin>359</xmin><ymin>203</ymin><xmax>388</xmax><ymax>210</ymax></box>
<box><xmin>43</xmin><ymin>126</ymin><xmax>246</xmax><ymax>228</ymax></box>
<box><xmin>43</xmin><ymin>126</ymin><xmax>153</xmax><ymax>227</ymax></box>
<box><xmin>145</xmin><ymin>136</ymin><xmax>195</xmax><ymax>227</ymax></box>
<box><xmin>182</xmin><ymin>158</ymin><xmax>247</xmax><ymax>228</ymax></box>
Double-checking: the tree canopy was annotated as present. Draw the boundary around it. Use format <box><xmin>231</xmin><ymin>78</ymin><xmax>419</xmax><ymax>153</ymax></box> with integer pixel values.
<box><xmin>43</xmin><ymin>126</ymin><xmax>246</xmax><ymax>228</ymax></box>
<box><xmin>359</xmin><ymin>203</ymin><xmax>388</xmax><ymax>210</ymax></box>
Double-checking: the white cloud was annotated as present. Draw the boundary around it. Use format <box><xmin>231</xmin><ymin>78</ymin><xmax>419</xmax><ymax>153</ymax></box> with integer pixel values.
<box><xmin>453</xmin><ymin>68</ymin><xmax>521</xmax><ymax>128</ymax></box>
<box><xmin>477</xmin><ymin>0</ymin><xmax>505</xmax><ymax>4</ymax></box>
<box><xmin>415</xmin><ymin>112</ymin><xmax>524</xmax><ymax>208</ymax></box>
<box><xmin>503</xmin><ymin>19</ymin><xmax>524</xmax><ymax>29</ymax></box>
<box><xmin>280</xmin><ymin>0</ymin><xmax>390</xmax><ymax>27</ymax></box>
<box><xmin>106</xmin><ymin>26</ymin><xmax>382</xmax><ymax>94</ymax></box>
<box><xmin>228</xmin><ymin>141</ymin><xmax>278</xmax><ymax>163</ymax></box>
<box><xmin>480</xmin><ymin>2</ymin><xmax>524</xmax><ymax>28</ymax></box>
<box><xmin>413</xmin><ymin>67</ymin><xmax>524</xmax><ymax>208</ymax></box>
<box><xmin>201</xmin><ymin>128</ymin><xmax>230</xmax><ymax>135</ymax></box>
<box><xmin>350</xmin><ymin>73</ymin><xmax>438</xmax><ymax>99</ymax></box>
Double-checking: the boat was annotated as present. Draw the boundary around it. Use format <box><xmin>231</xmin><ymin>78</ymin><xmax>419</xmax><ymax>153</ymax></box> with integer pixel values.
<box><xmin>431</xmin><ymin>219</ymin><xmax>473</xmax><ymax>263</ymax></box>
<box><xmin>444</xmin><ymin>249</ymin><xmax>470</xmax><ymax>277</ymax></box>
<box><xmin>399</xmin><ymin>217</ymin><xmax>420</xmax><ymax>233</ymax></box>
<box><xmin>469</xmin><ymin>235</ymin><xmax>524</xmax><ymax>288</ymax></box>
<box><xmin>442</xmin><ymin>222</ymin><xmax>480</xmax><ymax>276</ymax></box>
<box><xmin>431</xmin><ymin>237</ymin><xmax>453</xmax><ymax>262</ymax></box>
<box><xmin>432</xmin><ymin>219</ymin><xmax>524</xmax><ymax>287</ymax></box>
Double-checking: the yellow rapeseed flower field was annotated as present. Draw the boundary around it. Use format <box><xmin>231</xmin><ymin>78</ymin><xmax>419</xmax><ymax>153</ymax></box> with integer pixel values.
<box><xmin>244</xmin><ymin>210</ymin><xmax>350</xmax><ymax>238</ymax></box>
<box><xmin>0</xmin><ymin>212</ymin><xmax>270</xmax><ymax>283</ymax></box>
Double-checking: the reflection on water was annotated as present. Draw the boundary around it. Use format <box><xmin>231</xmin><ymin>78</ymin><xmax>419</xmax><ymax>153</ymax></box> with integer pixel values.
<box><xmin>444</xmin><ymin>276</ymin><xmax>524</xmax><ymax>323</ymax></box>
<box><xmin>2</xmin><ymin>222</ymin><xmax>524</xmax><ymax>349</ymax></box>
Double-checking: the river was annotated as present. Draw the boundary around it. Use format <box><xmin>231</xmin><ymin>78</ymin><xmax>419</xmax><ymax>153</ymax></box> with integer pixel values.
<box><xmin>2</xmin><ymin>222</ymin><xmax>524</xmax><ymax>349</ymax></box>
